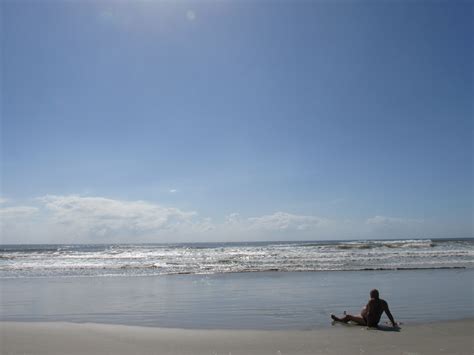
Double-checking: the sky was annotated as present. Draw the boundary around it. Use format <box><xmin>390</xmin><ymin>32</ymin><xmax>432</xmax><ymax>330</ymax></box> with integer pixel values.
<box><xmin>1</xmin><ymin>0</ymin><xmax>472</xmax><ymax>244</ymax></box>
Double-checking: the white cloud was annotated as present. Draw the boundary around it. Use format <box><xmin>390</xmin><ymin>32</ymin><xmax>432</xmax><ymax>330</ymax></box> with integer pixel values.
<box><xmin>0</xmin><ymin>206</ymin><xmax>41</xmax><ymax>244</ymax></box>
<box><xmin>31</xmin><ymin>196</ymin><xmax>332</xmax><ymax>241</ymax></box>
<box><xmin>0</xmin><ymin>206</ymin><xmax>39</xmax><ymax>219</ymax></box>
<box><xmin>0</xmin><ymin>197</ymin><xmax>8</xmax><ymax>204</ymax></box>
<box><xmin>38</xmin><ymin>195</ymin><xmax>196</xmax><ymax>238</ymax></box>
<box><xmin>169</xmin><ymin>189</ymin><xmax>178</xmax><ymax>193</ymax></box>
<box><xmin>190</xmin><ymin>217</ymin><xmax>215</xmax><ymax>233</ymax></box>
<box><xmin>218</xmin><ymin>212</ymin><xmax>331</xmax><ymax>240</ymax></box>
<box><xmin>225</xmin><ymin>212</ymin><xmax>242</xmax><ymax>225</ymax></box>
<box><xmin>1</xmin><ymin>194</ymin><xmax>453</xmax><ymax>243</ymax></box>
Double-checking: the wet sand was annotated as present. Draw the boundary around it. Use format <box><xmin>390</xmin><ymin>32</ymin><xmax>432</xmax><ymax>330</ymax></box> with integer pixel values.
<box><xmin>1</xmin><ymin>319</ymin><xmax>473</xmax><ymax>355</ymax></box>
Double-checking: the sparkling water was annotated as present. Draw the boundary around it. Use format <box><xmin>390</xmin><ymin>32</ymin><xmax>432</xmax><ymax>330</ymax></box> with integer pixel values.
<box><xmin>1</xmin><ymin>238</ymin><xmax>472</xmax><ymax>278</ymax></box>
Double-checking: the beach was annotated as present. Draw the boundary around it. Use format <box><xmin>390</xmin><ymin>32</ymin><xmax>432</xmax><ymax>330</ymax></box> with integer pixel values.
<box><xmin>1</xmin><ymin>241</ymin><xmax>473</xmax><ymax>354</ymax></box>
<box><xmin>2</xmin><ymin>319</ymin><xmax>473</xmax><ymax>355</ymax></box>
<box><xmin>3</xmin><ymin>0</ymin><xmax>473</xmax><ymax>352</ymax></box>
<box><xmin>1</xmin><ymin>270</ymin><xmax>473</xmax><ymax>355</ymax></box>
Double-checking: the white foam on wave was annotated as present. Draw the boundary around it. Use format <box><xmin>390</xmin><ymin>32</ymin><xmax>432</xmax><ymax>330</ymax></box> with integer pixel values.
<box><xmin>0</xmin><ymin>239</ymin><xmax>472</xmax><ymax>278</ymax></box>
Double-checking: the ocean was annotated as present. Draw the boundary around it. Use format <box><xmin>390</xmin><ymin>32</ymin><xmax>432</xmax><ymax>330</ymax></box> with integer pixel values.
<box><xmin>1</xmin><ymin>238</ymin><xmax>472</xmax><ymax>278</ymax></box>
<box><xmin>1</xmin><ymin>238</ymin><xmax>473</xmax><ymax>329</ymax></box>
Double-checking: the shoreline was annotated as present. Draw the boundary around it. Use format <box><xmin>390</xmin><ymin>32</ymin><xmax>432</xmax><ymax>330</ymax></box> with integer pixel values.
<box><xmin>1</xmin><ymin>316</ymin><xmax>473</xmax><ymax>330</ymax></box>
<box><xmin>1</xmin><ymin>265</ymin><xmax>469</xmax><ymax>279</ymax></box>
<box><xmin>1</xmin><ymin>319</ymin><xmax>473</xmax><ymax>355</ymax></box>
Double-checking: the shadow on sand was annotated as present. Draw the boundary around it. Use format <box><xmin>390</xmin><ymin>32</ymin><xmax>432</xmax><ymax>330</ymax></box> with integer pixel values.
<box><xmin>369</xmin><ymin>324</ymin><xmax>401</xmax><ymax>332</ymax></box>
<box><xmin>331</xmin><ymin>321</ymin><xmax>401</xmax><ymax>332</ymax></box>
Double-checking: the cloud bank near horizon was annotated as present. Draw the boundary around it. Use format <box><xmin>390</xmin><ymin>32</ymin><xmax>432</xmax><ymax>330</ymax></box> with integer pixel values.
<box><xmin>0</xmin><ymin>194</ymin><xmax>464</xmax><ymax>244</ymax></box>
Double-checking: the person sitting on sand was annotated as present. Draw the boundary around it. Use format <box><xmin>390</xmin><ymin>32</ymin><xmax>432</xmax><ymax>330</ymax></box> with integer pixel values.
<box><xmin>331</xmin><ymin>289</ymin><xmax>397</xmax><ymax>328</ymax></box>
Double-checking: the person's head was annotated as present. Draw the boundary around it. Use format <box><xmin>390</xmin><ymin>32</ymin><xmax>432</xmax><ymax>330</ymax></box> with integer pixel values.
<box><xmin>370</xmin><ymin>289</ymin><xmax>379</xmax><ymax>299</ymax></box>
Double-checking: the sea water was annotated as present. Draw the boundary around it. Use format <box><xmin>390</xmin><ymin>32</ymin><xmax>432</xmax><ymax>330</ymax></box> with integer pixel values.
<box><xmin>1</xmin><ymin>238</ymin><xmax>472</xmax><ymax>278</ymax></box>
<box><xmin>1</xmin><ymin>239</ymin><xmax>472</xmax><ymax>329</ymax></box>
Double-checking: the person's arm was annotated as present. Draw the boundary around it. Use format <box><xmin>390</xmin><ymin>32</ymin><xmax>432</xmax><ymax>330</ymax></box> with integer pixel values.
<box><xmin>383</xmin><ymin>301</ymin><xmax>397</xmax><ymax>327</ymax></box>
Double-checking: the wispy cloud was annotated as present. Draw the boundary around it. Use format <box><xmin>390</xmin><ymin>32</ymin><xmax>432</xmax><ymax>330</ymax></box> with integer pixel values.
<box><xmin>169</xmin><ymin>189</ymin><xmax>178</xmax><ymax>193</ymax></box>
<box><xmin>0</xmin><ymin>197</ymin><xmax>8</xmax><ymax>204</ymax></box>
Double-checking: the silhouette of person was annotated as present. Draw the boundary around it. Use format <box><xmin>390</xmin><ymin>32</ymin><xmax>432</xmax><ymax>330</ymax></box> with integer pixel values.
<box><xmin>331</xmin><ymin>289</ymin><xmax>397</xmax><ymax>328</ymax></box>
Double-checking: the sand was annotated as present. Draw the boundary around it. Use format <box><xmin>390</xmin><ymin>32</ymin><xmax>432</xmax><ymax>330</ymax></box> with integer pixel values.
<box><xmin>1</xmin><ymin>319</ymin><xmax>473</xmax><ymax>355</ymax></box>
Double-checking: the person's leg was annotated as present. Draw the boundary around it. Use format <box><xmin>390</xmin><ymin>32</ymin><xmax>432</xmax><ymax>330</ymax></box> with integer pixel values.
<box><xmin>331</xmin><ymin>314</ymin><xmax>347</xmax><ymax>322</ymax></box>
<box><xmin>331</xmin><ymin>314</ymin><xmax>367</xmax><ymax>326</ymax></box>
<box><xmin>345</xmin><ymin>315</ymin><xmax>367</xmax><ymax>326</ymax></box>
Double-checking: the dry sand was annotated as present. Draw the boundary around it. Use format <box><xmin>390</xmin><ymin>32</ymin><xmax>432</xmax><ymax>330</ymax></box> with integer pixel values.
<box><xmin>1</xmin><ymin>319</ymin><xmax>473</xmax><ymax>355</ymax></box>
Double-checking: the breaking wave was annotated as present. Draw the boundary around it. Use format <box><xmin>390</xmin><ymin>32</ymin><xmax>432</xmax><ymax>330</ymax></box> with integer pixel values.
<box><xmin>0</xmin><ymin>239</ymin><xmax>472</xmax><ymax>278</ymax></box>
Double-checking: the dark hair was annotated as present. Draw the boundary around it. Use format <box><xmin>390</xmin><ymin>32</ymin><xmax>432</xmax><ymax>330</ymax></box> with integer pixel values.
<box><xmin>370</xmin><ymin>289</ymin><xmax>379</xmax><ymax>299</ymax></box>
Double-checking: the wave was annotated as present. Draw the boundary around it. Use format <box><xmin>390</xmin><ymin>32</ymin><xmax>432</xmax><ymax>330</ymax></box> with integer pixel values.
<box><xmin>0</xmin><ymin>239</ymin><xmax>461</xmax><ymax>255</ymax></box>
<box><xmin>0</xmin><ymin>247</ymin><xmax>61</xmax><ymax>253</ymax></box>
<box><xmin>0</xmin><ymin>265</ymin><xmax>467</xmax><ymax>279</ymax></box>
<box><xmin>1</xmin><ymin>239</ymin><xmax>472</xmax><ymax>278</ymax></box>
<box><xmin>334</xmin><ymin>240</ymin><xmax>435</xmax><ymax>250</ymax></box>
<box><xmin>119</xmin><ymin>263</ymin><xmax>162</xmax><ymax>269</ymax></box>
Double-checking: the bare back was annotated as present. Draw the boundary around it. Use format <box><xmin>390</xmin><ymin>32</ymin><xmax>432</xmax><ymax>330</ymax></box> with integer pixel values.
<box><xmin>362</xmin><ymin>298</ymin><xmax>388</xmax><ymax>327</ymax></box>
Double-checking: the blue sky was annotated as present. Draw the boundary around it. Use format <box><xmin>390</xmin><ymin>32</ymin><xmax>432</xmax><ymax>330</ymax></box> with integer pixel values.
<box><xmin>1</xmin><ymin>0</ymin><xmax>472</xmax><ymax>243</ymax></box>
